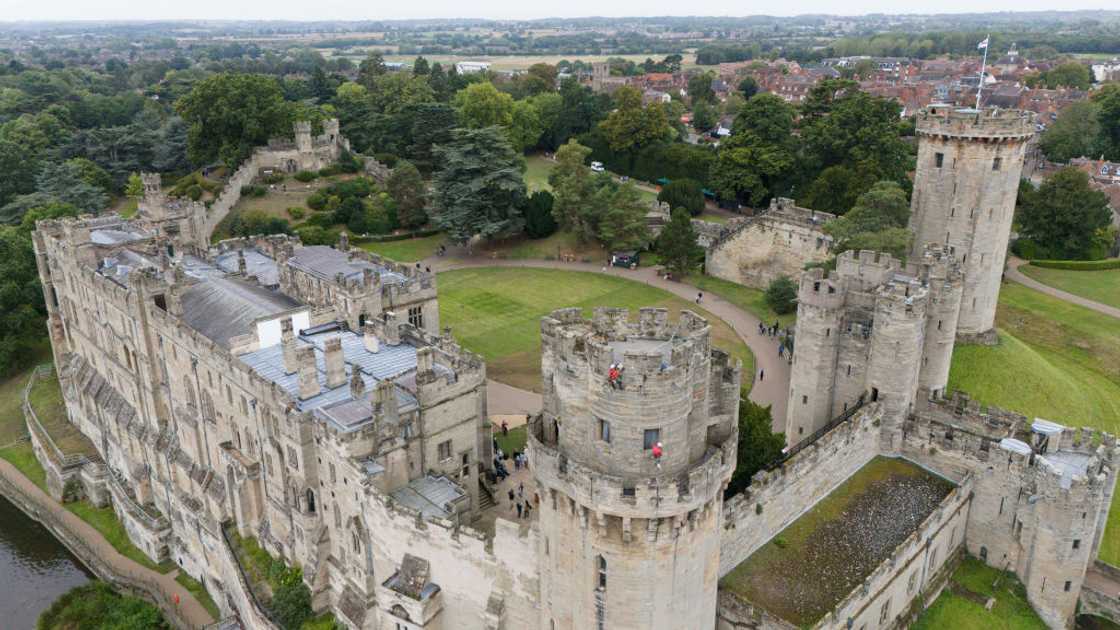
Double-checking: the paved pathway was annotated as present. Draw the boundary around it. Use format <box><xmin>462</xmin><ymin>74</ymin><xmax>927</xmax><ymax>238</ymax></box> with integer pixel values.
<box><xmin>0</xmin><ymin>460</ymin><xmax>215</xmax><ymax>628</ymax></box>
<box><xmin>1085</xmin><ymin>565</ymin><xmax>1120</xmax><ymax>598</ymax></box>
<box><xmin>428</xmin><ymin>255</ymin><xmax>792</xmax><ymax>432</ymax></box>
<box><xmin>1006</xmin><ymin>257</ymin><xmax>1120</xmax><ymax>320</ymax></box>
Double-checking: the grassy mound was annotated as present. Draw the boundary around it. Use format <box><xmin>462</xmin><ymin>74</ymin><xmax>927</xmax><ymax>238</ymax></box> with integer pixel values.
<box><xmin>1020</xmin><ymin>265</ymin><xmax>1120</xmax><ymax>309</ymax></box>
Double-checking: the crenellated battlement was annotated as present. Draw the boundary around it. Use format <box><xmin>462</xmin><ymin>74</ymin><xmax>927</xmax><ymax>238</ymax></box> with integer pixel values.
<box><xmin>917</xmin><ymin>105</ymin><xmax>1036</xmax><ymax>141</ymax></box>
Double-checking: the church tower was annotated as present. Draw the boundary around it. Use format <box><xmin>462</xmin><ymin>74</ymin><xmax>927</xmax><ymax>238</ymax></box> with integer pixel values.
<box><xmin>530</xmin><ymin>307</ymin><xmax>740</xmax><ymax>630</ymax></box>
<box><xmin>907</xmin><ymin>105</ymin><xmax>1035</xmax><ymax>341</ymax></box>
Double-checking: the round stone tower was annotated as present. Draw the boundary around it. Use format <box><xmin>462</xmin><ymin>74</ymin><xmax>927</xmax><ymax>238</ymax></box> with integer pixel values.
<box><xmin>916</xmin><ymin>244</ymin><xmax>963</xmax><ymax>397</ymax></box>
<box><xmin>908</xmin><ymin>105</ymin><xmax>1035</xmax><ymax>341</ymax></box>
<box><xmin>530</xmin><ymin>307</ymin><xmax>740</xmax><ymax>630</ymax></box>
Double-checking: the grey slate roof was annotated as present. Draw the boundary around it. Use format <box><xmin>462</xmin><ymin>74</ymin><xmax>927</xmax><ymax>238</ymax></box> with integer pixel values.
<box><xmin>390</xmin><ymin>474</ymin><xmax>465</xmax><ymax>519</ymax></box>
<box><xmin>180</xmin><ymin>277</ymin><xmax>301</xmax><ymax>347</ymax></box>
<box><xmin>215</xmin><ymin>248</ymin><xmax>281</xmax><ymax>286</ymax></box>
<box><xmin>288</xmin><ymin>245</ymin><xmax>406</xmax><ymax>285</ymax></box>
<box><xmin>91</xmin><ymin>227</ymin><xmax>150</xmax><ymax>246</ymax></box>
<box><xmin>98</xmin><ymin>249</ymin><xmax>158</xmax><ymax>286</ymax></box>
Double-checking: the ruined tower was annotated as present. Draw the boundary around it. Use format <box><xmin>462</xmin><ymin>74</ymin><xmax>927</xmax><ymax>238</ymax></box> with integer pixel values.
<box><xmin>530</xmin><ymin>307</ymin><xmax>740</xmax><ymax>630</ymax></box>
<box><xmin>908</xmin><ymin>105</ymin><xmax>1035</xmax><ymax>341</ymax></box>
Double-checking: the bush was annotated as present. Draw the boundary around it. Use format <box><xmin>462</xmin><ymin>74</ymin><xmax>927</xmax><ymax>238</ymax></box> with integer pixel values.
<box><xmin>306</xmin><ymin>191</ymin><xmax>328</xmax><ymax>211</ymax></box>
<box><xmin>287</xmin><ymin>207</ymin><xmax>306</xmax><ymax>220</ymax></box>
<box><xmin>240</xmin><ymin>184</ymin><xmax>267</xmax><ymax>198</ymax></box>
<box><xmin>37</xmin><ymin>582</ymin><xmax>168</xmax><ymax>630</ymax></box>
<box><xmin>186</xmin><ymin>184</ymin><xmax>203</xmax><ymax>201</ymax></box>
<box><xmin>765</xmin><ymin>276</ymin><xmax>798</xmax><ymax>315</ymax></box>
<box><xmin>658</xmin><ymin>178</ymin><xmax>705</xmax><ymax>216</ymax></box>
<box><xmin>295</xmin><ymin>225</ymin><xmax>336</xmax><ymax>245</ymax></box>
<box><xmin>1030</xmin><ymin>258</ymin><xmax>1120</xmax><ymax>270</ymax></box>
<box><xmin>262</xmin><ymin>173</ymin><xmax>285</xmax><ymax>185</ymax></box>
<box><xmin>293</xmin><ymin>170</ymin><xmax>318</xmax><ymax>183</ymax></box>
<box><xmin>522</xmin><ymin>190</ymin><xmax>557</xmax><ymax>239</ymax></box>
<box><xmin>373</xmin><ymin>152</ymin><xmax>398</xmax><ymax>168</ymax></box>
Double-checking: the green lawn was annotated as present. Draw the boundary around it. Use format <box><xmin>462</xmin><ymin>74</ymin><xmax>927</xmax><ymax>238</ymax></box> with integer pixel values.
<box><xmin>66</xmin><ymin>500</ymin><xmax>174</xmax><ymax>573</ymax></box>
<box><xmin>495</xmin><ymin>425</ymin><xmax>528</xmax><ymax>456</ymax></box>
<box><xmin>686</xmin><ymin>274</ymin><xmax>796</xmax><ymax>328</ymax></box>
<box><xmin>913</xmin><ymin>556</ymin><xmax>1047</xmax><ymax>630</ymax></box>
<box><xmin>175</xmin><ymin>572</ymin><xmax>220</xmax><ymax>619</ymax></box>
<box><xmin>947</xmin><ymin>282</ymin><xmax>1120</xmax><ymax>564</ymax></box>
<box><xmin>357</xmin><ymin>234</ymin><xmax>445</xmax><ymax>262</ymax></box>
<box><xmin>0</xmin><ymin>442</ymin><xmax>48</xmax><ymax>491</ymax></box>
<box><xmin>1020</xmin><ymin>265</ymin><xmax>1120</xmax><ymax>309</ymax></box>
<box><xmin>28</xmin><ymin>367</ymin><xmax>99</xmax><ymax>458</ymax></box>
<box><xmin>522</xmin><ymin>154</ymin><xmax>658</xmax><ymax>203</ymax></box>
<box><xmin>438</xmin><ymin>267</ymin><xmax>754</xmax><ymax>393</ymax></box>
<box><xmin>479</xmin><ymin>230</ymin><xmax>607</xmax><ymax>262</ymax></box>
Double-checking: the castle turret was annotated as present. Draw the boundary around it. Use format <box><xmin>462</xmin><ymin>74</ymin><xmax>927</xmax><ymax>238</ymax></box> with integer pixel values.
<box><xmin>866</xmin><ymin>278</ymin><xmax>928</xmax><ymax>448</ymax></box>
<box><xmin>908</xmin><ymin>105</ymin><xmax>1035</xmax><ymax>341</ymax></box>
<box><xmin>531</xmin><ymin>307</ymin><xmax>740</xmax><ymax>630</ymax></box>
<box><xmin>294</xmin><ymin>120</ymin><xmax>312</xmax><ymax>155</ymax></box>
<box><xmin>785</xmin><ymin>268</ymin><xmax>844</xmax><ymax>441</ymax></box>
<box><xmin>916</xmin><ymin>244</ymin><xmax>963</xmax><ymax>396</ymax></box>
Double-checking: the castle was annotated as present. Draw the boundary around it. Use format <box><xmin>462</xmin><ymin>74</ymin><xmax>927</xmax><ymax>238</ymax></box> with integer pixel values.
<box><xmin>25</xmin><ymin>105</ymin><xmax>1117</xmax><ymax>630</ymax></box>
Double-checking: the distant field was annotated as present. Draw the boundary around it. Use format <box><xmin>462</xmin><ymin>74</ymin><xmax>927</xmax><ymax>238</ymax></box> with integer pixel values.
<box><xmin>320</xmin><ymin>52</ymin><xmax>697</xmax><ymax>72</ymax></box>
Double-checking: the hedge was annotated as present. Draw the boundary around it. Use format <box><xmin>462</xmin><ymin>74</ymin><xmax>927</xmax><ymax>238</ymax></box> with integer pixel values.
<box><xmin>351</xmin><ymin>228</ymin><xmax>442</xmax><ymax>244</ymax></box>
<box><xmin>1029</xmin><ymin>259</ymin><xmax>1120</xmax><ymax>271</ymax></box>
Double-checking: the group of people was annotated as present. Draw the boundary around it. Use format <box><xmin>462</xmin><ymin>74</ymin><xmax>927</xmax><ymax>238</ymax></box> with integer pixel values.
<box><xmin>607</xmin><ymin>363</ymin><xmax>626</xmax><ymax>390</ymax></box>
<box><xmin>508</xmin><ymin>482</ymin><xmax>536</xmax><ymax>519</ymax></box>
<box><xmin>758</xmin><ymin>320</ymin><xmax>794</xmax><ymax>363</ymax></box>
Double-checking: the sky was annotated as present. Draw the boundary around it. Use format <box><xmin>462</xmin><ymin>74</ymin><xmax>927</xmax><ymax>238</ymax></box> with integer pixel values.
<box><xmin>3</xmin><ymin>0</ymin><xmax>1118</xmax><ymax>22</ymax></box>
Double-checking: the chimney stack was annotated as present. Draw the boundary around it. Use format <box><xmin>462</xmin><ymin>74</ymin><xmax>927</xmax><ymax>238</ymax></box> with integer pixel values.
<box><xmin>384</xmin><ymin>312</ymin><xmax>401</xmax><ymax>346</ymax></box>
<box><xmin>281</xmin><ymin>317</ymin><xmax>298</xmax><ymax>374</ymax></box>
<box><xmin>237</xmin><ymin>250</ymin><xmax>247</xmax><ymax>275</ymax></box>
<box><xmin>349</xmin><ymin>369</ymin><xmax>365</xmax><ymax>399</ymax></box>
<box><xmin>417</xmin><ymin>346</ymin><xmax>435</xmax><ymax>376</ymax></box>
<box><xmin>372</xmin><ymin>380</ymin><xmax>398</xmax><ymax>425</ymax></box>
<box><xmin>297</xmin><ymin>346</ymin><xmax>320</xmax><ymax>400</ymax></box>
<box><xmin>363</xmin><ymin>324</ymin><xmax>380</xmax><ymax>353</ymax></box>
<box><xmin>338</xmin><ymin>231</ymin><xmax>349</xmax><ymax>252</ymax></box>
<box><xmin>324</xmin><ymin>337</ymin><xmax>346</xmax><ymax>389</ymax></box>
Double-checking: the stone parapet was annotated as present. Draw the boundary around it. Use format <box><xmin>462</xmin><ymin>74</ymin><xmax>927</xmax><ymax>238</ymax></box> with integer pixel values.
<box><xmin>916</xmin><ymin>105</ymin><xmax>1036</xmax><ymax>141</ymax></box>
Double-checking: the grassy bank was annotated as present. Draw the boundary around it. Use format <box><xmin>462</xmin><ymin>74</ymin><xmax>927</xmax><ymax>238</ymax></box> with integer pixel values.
<box><xmin>913</xmin><ymin>556</ymin><xmax>1047</xmax><ymax>630</ymax></box>
<box><xmin>357</xmin><ymin>233</ymin><xmax>445</xmax><ymax>262</ymax></box>
<box><xmin>1019</xmin><ymin>265</ymin><xmax>1120</xmax><ymax>309</ymax></box>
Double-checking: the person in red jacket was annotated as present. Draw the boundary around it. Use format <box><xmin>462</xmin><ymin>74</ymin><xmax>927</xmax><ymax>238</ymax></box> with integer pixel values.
<box><xmin>652</xmin><ymin>442</ymin><xmax>663</xmax><ymax>469</ymax></box>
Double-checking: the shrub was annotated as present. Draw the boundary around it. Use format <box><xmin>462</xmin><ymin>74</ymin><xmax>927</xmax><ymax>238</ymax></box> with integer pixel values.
<box><xmin>287</xmin><ymin>207</ymin><xmax>306</xmax><ymax>220</ymax></box>
<box><xmin>765</xmin><ymin>276</ymin><xmax>798</xmax><ymax>315</ymax></box>
<box><xmin>307</xmin><ymin>191</ymin><xmax>328</xmax><ymax>211</ymax></box>
<box><xmin>240</xmin><ymin>184</ymin><xmax>267</xmax><ymax>198</ymax></box>
<box><xmin>522</xmin><ymin>190</ymin><xmax>557</xmax><ymax>239</ymax></box>
<box><xmin>373</xmin><ymin>152</ymin><xmax>398</xmax><ymax>168</ymax></box>
<box><xmin>186</xmin><ymin>184</ymin><xmax>203</xmax><ymax>201</ymax></box>
<box><xmin>295</xmin><ymin>225</ymin><xmax>336</xmax><ymax>245</ymax></box>
<box><xmin>293</xmin><ymin>170</ymin><xmax>318</xmax><ymax>183</ymax></box>
<box><xmin>658</xmin><ymin>178</ymin><xmax>705</xmax><ymax>216</ymax></box>
<box><xmin>1030</xmin><ymin>258</ymin><xmax>1120</xmax><ymax>270</ymax></box>
<box><xmin>262</xmin><ymin>173</ymin><xmax>285</xmax><ymax>185</ymax></box>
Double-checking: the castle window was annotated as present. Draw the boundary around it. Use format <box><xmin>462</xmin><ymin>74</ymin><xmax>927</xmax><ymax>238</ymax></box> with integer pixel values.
<box><xmin>999</xmin><ymin>497</ymin><xmax>1005</xmax><ymax>515</ymax></box>
<box><xmin>950</xmin><ymin>207</ymin><xmax>955</xmax><ymax>217</ymax></box>
<box><xmin>438</xmin><ymin>440</ymin><xmax>452</xmax><ymax>461</ymax></box>
<box><xmin>813</xmin><ymin>281</ymin><xmax>821</xmax><ymax>292</ymax></box>
<box><xmin>980</xmin><ymin>439</ymin><xmax>990</xmax><ymax>452</ymax></box>
<box><xmin>879</xmin><ymin>598</ymin><xmax>891</xmax><ymax>624</ymax></box>
<box><xmin>935</xmin><ymin>152</ymin><xmax>944</xmax><ymax>168</ymax></box>
<box><xmin>993</xmin><ymin>157</ymin><xmax>1002</xmax><ymax>171</ymax></box>
<box><xmin>643</xmin><ymin>429</ymin><xmax>660</xmax><ymax>450</ymax></box>
<box><xmin>937</xmin><ymin>320</ymin><xmax>942</xmax><ymax>330</ymax></box>
<box><xmin>1064</xmin><ymin>580</ymin><xmax>1072</xmax><ymax>592</ymax></box>
<box><xmin>330</xmin><ymin>463</ymin><xmax>336</xmax><ymax>483</ymax></box>
<box><xmin>802</xmin><ymin>395</ymin><xmax>808</xmax><ymax>405</ymax></box>
<box><xmin>408</xmin><ymin>305</ymin><xmax>424</xmax><ymax>329</ymax></box>
<box><xmin>597</xmin><ymin>555</ymin><xmax>607</xmax><ymax>589</ymax></box>
<box><xmin>871</xmin><ymin>387</ymin><xmax>879</xmax><ymax>402</ymax></box>
<box><xmin>288</xmin><ymin>446</ymin><xmax>299</xmax><ymax>470</ymax></box>
<box><xmin>825</xmin><ymin>328</ymin><xmax>830</xmax><ymax>337</ymax></box>
<box><xmin>598</xmin><ymin>419</ymin><xmax>611</xmax><ymax>443</ymax></box>
<box><xmin>980</xmin><ymin>546</ymin><xmax>988</xmax><ymax>562</ymax></box>
<box><xmin>305</xmin><ymin>489</ymin><xmax>316</xmax><ymax>513</ymax></box>
<box><xmin>1073</xmin><ymin>539</ymin><xmax>1081</xmax><ymax>550</ymax></box>
<box><xmin>907</xmin><ymin>571</ymin><xmax>918</xmax><ymax>594</ymax></box>
<box><xmin>847</xmin><ymin>365</ymin><xmax>852</xmax><ymax>376</ymax></box>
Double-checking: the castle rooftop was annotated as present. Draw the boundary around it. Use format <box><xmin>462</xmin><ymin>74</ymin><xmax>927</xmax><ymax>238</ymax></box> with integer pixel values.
<box><xmin>180</xmin><ymin>277</ymin><xmax>301</xmax><ymax>348</ymax></box>
<box><xmin>288</xmin><ymin>245</ymin><xmax>408</xmax><ymax>285</ymax></box>
<box><xmin>98</xmin><ymin>249</ymin><xmax>159</xmax><ymax>286</ymax></box>
<box><xmin>214</xmin><ymin>247</ymin><xmax>280</xmax><ymax>286</ymax></box>
<box><xmin>389</xmin><ymin>474</ymin><xmax>468</xmax><ymax>520</ymax></box>
<box><xmin>90</xmin><ymin>226</ymin><xmax>151</xmax><ymax>246</ymax></box>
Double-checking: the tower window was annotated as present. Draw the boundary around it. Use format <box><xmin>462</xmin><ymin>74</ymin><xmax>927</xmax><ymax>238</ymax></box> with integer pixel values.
<box><xmin>1073</xmin><ymin>539</ymin><xmax>1081</xmax><ymax>550</ymax></box>
<box><xmin>802</xmin><ymin>395</ymin><xmax>808</xmax><ymax>405</ymax></box>
<box><xmin>935</xmin><ymin>152</ymin><xmax>944</xmax><ymax>168</ymax></box>
<box><xmin>599</xmin><ymin>419</ymin><xmax>611</xmax><ymax>443</ymax></box>
<box><xmin>438</xmin><ymin>440</ymin><xmax>452</xmax><ymax>461</ymax></box>
<box><xmin>408</xmin><ymin>305</ymin><xmax>424</xmax><ymax>329</ymax></box>
<box><xmin>643</xmin><ymin>429</ymin><xmax>660</xmax><ymax>450</ymax></box>
<box><xmin>937</xmin><ymin>319</ymin><xmax>942</xmax><ymax>331</ymax></box>
<box><xmin>993</xmin><ymin>157</ymin><xmax>1002</xmax><ymax>171</ymax></box>
<box><xmin>1064</xmin><ymin>580</ymin><xmax>1072</xmax><ymax>592</ymax></box>
<box><xmin>597</xmin><ymin>555</ymin><xmax>607</xmax><ymax>589</ymax></box>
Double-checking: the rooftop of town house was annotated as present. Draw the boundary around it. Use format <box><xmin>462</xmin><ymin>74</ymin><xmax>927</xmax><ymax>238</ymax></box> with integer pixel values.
<box><xmin>287</xmin><ymin>245</ymin><xmax>408</xmax><ymax>285</ymax></box>
<box><xmin>389</xmin><ymin>474</ymin><xmax>467</xmax><ymax>520</ymax></box>
<box><xmin>720</xmin><ymin>456</ymin><xmax>955</xmax><ymax>627</ymax></box>
<box><xmin>214</xmin><ymin>247</ymin><xmax>281</xmax><ymax>286</ymax></box>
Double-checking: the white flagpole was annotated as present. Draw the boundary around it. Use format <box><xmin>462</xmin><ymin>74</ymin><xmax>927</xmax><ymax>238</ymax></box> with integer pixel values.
<box><xmin>976</xmin><ymin>34</ymin><xmax>990</xmax><ymax>110</ymax></box>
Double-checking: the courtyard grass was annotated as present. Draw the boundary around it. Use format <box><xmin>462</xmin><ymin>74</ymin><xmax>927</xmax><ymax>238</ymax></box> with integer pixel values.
<box><xmin>495</xmin><ymin>425</ymin><xmax>528</xmax><ymax>456</ymax></box>
<box><xmin>357</xmin><ymin>233</ymin><xmax>445</xmax><ymax>262</ymax></box>
<box><xmin>175</xmin><ymin>571</ymin><xmax>221</xmax><ymax>619</ymax></box>
<box><xmin>478</xmin><ymin>230</ymin><xmax>607</xmax><ymax>262</ymax></box>
<box><xmin>685</xmin><ymin>274</ymin><xmax>797</xmax><ymax>328</ymax></box>
<box><xmin>437</xmin><ymin>267</ymin><xmax>755</xmax><ymax>393</ymax></box>
<box><xmin>522</xmin><ymin>153</ymin><xmax>658</xmax><ymax>203</ymax></box>
<box><xmin>720</xmin><ymin>457</ymin><xmax>954</xmax><ymax>627</ymax></box>
<box><xmin>912</xmin><ymin>556</ymin><xmax>1047</xmax><ymax>630</ymax></box>
<box><xmin>1019</xmin><ymin>264</ymin><xmax>1120</xmax><ymax>310</ymax></box>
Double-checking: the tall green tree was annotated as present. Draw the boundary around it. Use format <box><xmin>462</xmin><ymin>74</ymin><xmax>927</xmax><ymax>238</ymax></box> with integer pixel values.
<box><xmin>1025</xmin><ymin>62</ymin><xmax>1092</xmax><ymax>90</ymax></box>
<box><xmin>508</xmin><ymin>99</ymin><xmax>544</xmax><ymax>152</ymax></box>
<box><xmin>453</xmin><ymin>81</ymin><xmax>514</xmax><ymax>129</ymax></box>
<box><xmin>357</xmin><ymin>52</ymin><xmax>387</xmax><ymax>88</ymax></box>
<box><xmin>522</xmin><ymin>190</ymin><xmax>557</xmax><ymax>239</ymax></box>
<box><xmin>368</xmin><ymin>73</ymin><xmax>434</xmax><ymax>115</ymax></box>
<box><xmin>431</xmin><ymin>127</ymin><xmax>526</xmax><ymax>243</ymax></box>
<box><xmin>549</xmin><ymin>139</ymin><xmax>599</xmax><ymax>241</ymax></box>
<box><xmin>738</xmin><ymin>76</ymin><xmax>759</xmax><ymax>100</ymax></box>
<box><xmin>710</xmin><ymin>93</ymin><xmax>797</xmax><ymax>206</ymax></box>
<box><xmin>1018</xmin><ymin>167</ymin><xmax>1113</xmax><ymax>260</ymax></box>
<box><xmin>1093</xmin><ymin>83</ymin><xmax>1120</xmax><ymax>161</ymax></box>
<box><xmin>386</xmin><ymin>160</ymin><xmax>427</xmax><ymax>230</ymax></box>
<box><xmin>688</xmin><ymin>72</ymin><xmax>716</xmax><ymax>105</ymax></box>
<box><xmin>412</xmin><ymin>56</ymin><xmax>430</xmax><ymax>76</ymax></box>
<box><xmin>658</xmin><ymin>178</ymin><xmax>705</xmax><ymax>216</ymax></box>
<box><xmin>726</xmin><ymin>398</ymin><xmax>784</xmax><ymax>498</ymax></box>
<box><xmin>596</xmin><ymin>181</ymin><xmax>650</xmax><ymax>251</ymax></box>
<box><xmin>175</xmin><ymin>73</ymin><xmax>293</xmax><ymax>168</ymax></box>
<box><xmin>657</xmin><ymin>208</ymin><xmax>702</xmax><ymax>275</ymax></box>
<box><xmin>823</xmin><ymin>180</ymin><xmax>912</xmax><ymax>260</ymax></box>
<box><xmin>598</xmin><ymin>86</ymin><xmax>672</xmax><ymax>154</ymax></box>
<box><xmin>1039</xmin><ymin>100</ymin><xmax>1101</xmax><ymax>163</ymax></box>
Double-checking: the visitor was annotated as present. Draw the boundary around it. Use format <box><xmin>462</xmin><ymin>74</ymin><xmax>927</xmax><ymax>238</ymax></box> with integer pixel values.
<box><xmin>758</xmin><ymin>322</ymin><xmax>765</xmax><ymax>335</ymax></box>
<box><xmin>501</xmin><ymin>420</ymin><xmax>509</xmax><ymax>436</ymax></box>
<box><xmin>608</xmin><ymin>364</ymin><xmax>620</xmax><ymax>389</ymax></box>
<box><xmin>508</xmin><ymin>488</ymin><xmax>515</xmax><ymax>507</ymax></box>
<box><xmin>523</xmin><ymin>502</ymin><xmax>532</xmax><ymax>519</ymax></box>
<box><xmin>652</xmin><ymin>441</ymin><xmax>663</xmax><ymax>470</ymax></box>
<box><xmin>516</xmin><ymin>500</ymin><xmax>523</xmax><ymax>518</ymax></box>
<box><xmin>518</xmin><ymin>482</ymin><xmax>525</xmax><ymax>498</ymax></box>
<box><xmin>696</xmin><ymin>292</ymin><xmax>703</xmax><ymax>304</ymax></box>
<box><xmin>759</xmin><ymin>369</ymin><xmax>764</xmax><ymax>382</ymax></box>
<box><xmin>778</xmin><ymin>344</ymin><xmax>784</xmax><ymax>358</ymax></box>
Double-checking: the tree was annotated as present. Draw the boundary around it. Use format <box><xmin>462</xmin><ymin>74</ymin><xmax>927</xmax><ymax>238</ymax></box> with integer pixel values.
<box><xmin>175</xmin><ymin>73</ymin><xmax>293</xmax><ymax>168</ymax></box>
<box><xmin>1026</xmin><ymin>62</ymin><xmax>1091</xmax><ymax>90</ymax></box>
<box><xmin>596</xmin><ymin>182</ymin><xmax>650</xmax><ymax>251</ymax></box>
<box><xmin>726</xmin><ymin>398</ymin><xmax>785</xmax><ymax>498</ymax></box>
<box><xmin>691</xmin><ymin>100</ymin><xmax>718</xmax><ymax>132</ymax></box>
<box><xmin>764</xmin><ymin>276</ymin><xmax>798</xmax><ymax>315</ymax></box>
<box><xmin>1093</xmin><ymin>83</ymin><xmax>1120</xmax><ymax>161</ymax></box>
<box><xmin>0</xmin><ymin>139</ymin><xmax>40</xmax><ymax>208</ymax></box>
<box><xmin>598</xmin><ymin>86</ymin><xmax>672</xmax><ymax>154</ymax></box>
<box><xmin>658</xmin><ymin>209</ymin><xmax>702</xmax><ymax>275</ymax></box>
<box><xmin>431</xmin><ymin>127</ymin><xmax>526</xmax><ymax>243</ymax></box>
<box><xmin>125</xmin><ymin>172</ymin><xmax>144</xmax><ymax>199</ymax></box>
<box><xmin>549</xmin><ymin>139</ymin><xmax>599</xmax><ymax>241</ymax></box>
<box><xmin>357</xmin><ymin>52</ymin><xmax>387</xmax><ymax>88</ymax></box>
<box><xmin>738</xmin><ymin>76</ymin><xmax>759</xmax><ymax>100</ymax></box>
<box><xmin>1017</xmin><ymin>167</ymin><xmax>1113</xmax><ymax>260</ymax></box>
<box><xmin>508</xmin><ymin>99</ymin><xmax>544</xmax><ymax>152</ymax></box>
<box><xmin>453</xmin><ymin>82</ymin><xmax>514</xmax><ymax>129</ymax></box>
<box><xmin>522</xmin><ymin>190</ymin><xmax>557</xmax><ymax>239</ymax></box>
<box><xmin>519</xmin><ymin>63</ymin><xmax>558</xmax><ymax>97</ymax></box>
<box><xmin>658</xmin><ymin>178</ymin><xmax>705</xmax><ymax>216</ymax></box>
<box><xmin>386</xmin><ymin>160</ymin><xmax>427</xmax><ymax>230</ymax></box>
<box><xmin>412</xmin><ymin>56</ymin><xmax>430</xmax><ymax>76</ymax></box>
<box><xmin>688</xmin><ymin>72</ymin><xmax>716</xmax><ymax>105</ymax></box>
<box><xmin>1040</xmin><ymin>101</ymin><xmax>1101</xmax><ymax>163</ymax></box>
<box><xmin>824</xmin><ymin>180</ymin><xmax>913</xmax><ymax>260</ymax></box>
<box><xmin>407</xmin><ymin>103</ymin><xmax>458</xmax><ymax>172</ymax></box>
<box><xmin>368</xmin><ymin>73</ymin><xmax>435</xmax><ymax>115</ymax></box>
<box><xmin>710</xmin><ymin>93</ymin><xmax>797</xmax><ymax>206</ymax></box>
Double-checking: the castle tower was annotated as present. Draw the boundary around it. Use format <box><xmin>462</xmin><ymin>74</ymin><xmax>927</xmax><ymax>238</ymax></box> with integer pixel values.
<box><xmin>530</xmin><ymin>307</ymin><xmax>740</xmax><ymax>630</ymax></box>
<box><xmin>294</xmin><ymin>121</ymin><xmax>312</xmax><ymax>154</ymax></box>
<box><xmin>916</xmin><ymin>244</ymin><xmax>963</xmax><ymax>396</ymax></box>
<box><xmin>865</xmin><ymin>279</ymin><xmax>928</xmax><ymax>448</ymax></box>
<box><xmin>908</xmin><ymin>105</ymin><xmax>1035</xmax><ymax>340</ymax></box>
<box><xmin>137</xmin><ymin>172</ymin><xmax>168</xmax><ymax>221</ymax></box>
<box><xmin>784</xmin><ymin>268</ymin><xmax>844</xmax><ymax>441</ymax></box>
<box><xmin>591</xmin><ymin>62</ymin><xmax>609</xmax><ymax>92</ymax></box>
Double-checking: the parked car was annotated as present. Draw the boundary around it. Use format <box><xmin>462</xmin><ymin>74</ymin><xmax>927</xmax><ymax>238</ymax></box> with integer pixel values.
<box><xmin>590</xmin><ymin>161</ymin><xmax>605</xmax><ymax>172</ymax></box>
<box><xmin>610</xmin><ymin>251</ymin><xmax>639</xmax><ymax>268</ymax></box>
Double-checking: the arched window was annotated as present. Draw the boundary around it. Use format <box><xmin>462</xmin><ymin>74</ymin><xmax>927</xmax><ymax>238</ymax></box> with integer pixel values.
<box><xmin>183</xmin><ymin>375</ymin><xmax>197</xmax><ymax>407</ymax></box>
<box><xmin>305</xmin><ymin>489</ymin><xmax>316</xmax><ymax>513</ymax></box>
<box><xmin>334</xmin><ymin>504</ymin><xmax>342</xmax><ymax>528</ymax></box>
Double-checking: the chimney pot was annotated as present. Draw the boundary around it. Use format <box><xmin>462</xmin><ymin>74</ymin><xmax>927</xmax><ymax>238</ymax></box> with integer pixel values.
<box><xmin>324</xmin><ymin>337</ymin><xmax>346</xmax><ymax>389</ymax></box>
<box><xmin>363</xmin><ymin>325</ymin><xmax>380</xmax><ymax>353</ymax></box>
<box><xmin>281</xmin><ymin>317</ymin><xmax>298</xmax><ymax>374</ymax></box>
<box><xmin>297</xmin><ymin>346</ymin><xmax>320</xmax><ymax>400</ymax></box>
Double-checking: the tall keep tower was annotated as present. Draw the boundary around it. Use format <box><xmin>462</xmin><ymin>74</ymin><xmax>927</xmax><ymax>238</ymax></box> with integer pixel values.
<box><xmin>530</xmin><ymin>307</ymin><xmax>740</xmax><ymax>630</ymax></box>
<box><xmin>908</xmin><ymin>105</ymin><xmax>1035</xmax><ymax>340</ymax></box>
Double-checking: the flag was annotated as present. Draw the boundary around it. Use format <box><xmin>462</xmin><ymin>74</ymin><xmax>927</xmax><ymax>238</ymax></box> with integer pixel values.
<box><xmin>978</xmin><ymin>37</ymin><xmax>990</xmax><ymax>50</ymax></box>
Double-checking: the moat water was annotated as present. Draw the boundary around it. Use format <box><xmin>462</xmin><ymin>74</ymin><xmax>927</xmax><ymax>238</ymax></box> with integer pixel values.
<box><xmin>0</xmin><ymin>494</ymin><xmax>93</xmax><ymax>628</ymax></box>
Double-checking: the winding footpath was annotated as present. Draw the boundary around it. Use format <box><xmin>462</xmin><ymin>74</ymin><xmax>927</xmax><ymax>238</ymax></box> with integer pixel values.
<box><xmin>1006</xmin><ymin>257</ymin><xmax>1120</xmax><ymax>320</ymax></box>
<box><xmin>424</xmin><ymin>254</ymin><xmax>792</xmax><ymax>432</ymax></box>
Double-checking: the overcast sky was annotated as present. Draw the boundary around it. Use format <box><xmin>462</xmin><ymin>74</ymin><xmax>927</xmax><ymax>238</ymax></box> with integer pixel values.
<box><xmin>4</xmin><ymin>0</ymin><xmax>1118</xmax><ymax>22</ymax></box>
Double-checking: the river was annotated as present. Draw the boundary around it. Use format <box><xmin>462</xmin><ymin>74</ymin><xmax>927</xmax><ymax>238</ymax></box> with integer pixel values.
<box><xmin>0</xmin><ymin>494</ymin><xmax>93</xmax><ymax>629</ymax></box>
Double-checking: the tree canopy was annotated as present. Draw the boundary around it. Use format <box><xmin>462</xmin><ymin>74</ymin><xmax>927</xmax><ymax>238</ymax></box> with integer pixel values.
<box><xmin>726</xmin><ymin>398</ymin><xmax>785</xmax><ymax>498</ymax></box>
<box><xmin>176</xmin><ymin>72</ymin><xmax>294</xmax><ymax>168</ymax></box>
<box><xmin>1017</xmin><ymin>167</ymin><xmax>1114</xmax><ymax>260</ymax></box>
<box><xmin>657</xmin><ymin>208</ymin><xmax>702</xmax><ymax>275</ymax></box>
<box><xmin>431</xmin><ymin>126</ymin><xmax>526</xmax><ymax>243</ymax></box>
<box><xmin>823</xmin><ymin>180</ymin><xmax>913</xmax><ymax>260</ymax></box>
<box><xmin>598</xmin><ymin>86</ymin><xmax>672</xmax><ymax>154</ymax></box>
